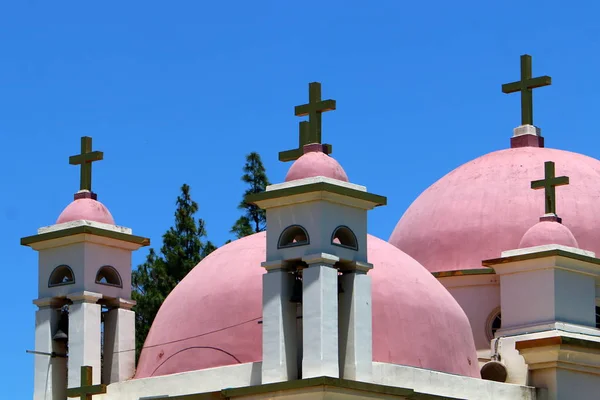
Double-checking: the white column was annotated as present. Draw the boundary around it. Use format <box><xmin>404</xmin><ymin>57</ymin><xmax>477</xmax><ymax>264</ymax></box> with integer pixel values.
<box><xmin>33</xmin><ymin>298</ymin><xmax>67</xmax><ymax>400</ymax></box>
<box><xmin>339</xmin><ymin>265</ymin><xmax>373</xmax><ymax>382</ymax></box>
<box><xmin>103</xmin><ymin>299</ymin><xmax>136</xmax><ymax>384</ymax></box>
<box><xmin>261</xmin><ymin>261</ymin><xmax>297</xmax><ymax>384</ymax></box>
<box><xmin>301</xmin><ymin>253</ymin><xmax>340</xmax><ymax>379</ymax></box>
<box><xmin>67</xmin><ymin>291</ymin><xmax>102</xmax><ymax>388</ymax></box>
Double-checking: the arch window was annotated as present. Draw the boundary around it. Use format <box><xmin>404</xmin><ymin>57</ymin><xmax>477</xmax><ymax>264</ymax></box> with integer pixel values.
<box><xmin>278</xmin><ymin>225</ymin><xmax>309</xmax><ymax>249</ymax></box>
<box><xmin>486</xmin><ymin>308</ymin><xmax>502</xmax><ymax>341</ymax></box>
<box><xmin>48</xmin><ymin>265</ymin><xmax>75</xmax><ymax>287</ymax></box>
<box><xmin>95</xmin><ymin>266</ymin><xmax>122</xmax><ymax>288</ymax></box>
<box><xmin>331</xmin><ymin>226</ymin><xmax>358</xmax><ymax>250</ymax></box>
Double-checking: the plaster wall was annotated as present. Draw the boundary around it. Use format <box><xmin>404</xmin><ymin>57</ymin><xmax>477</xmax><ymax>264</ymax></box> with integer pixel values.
<box><xmin>501</xmin><ymin>268</ymin><xmax>555</xmax><ymax>328</ymax></box>
<box><xmin>88</xmin><ymin>361</ymin><xmax>537</xmax><ymax>400</ymax></box>
<box><xmin>554</xmin><ymin>269</ymin><xmax>595</xmax><ymax>326</ymax></box>
<box><xmin>266</xmin><ymin>201</ymin><xmax>367</xmax><ymax>263</ymax></box>
<box><xmin>95</xmin><ymin>362</ymin><xmax>261</xmax><ymax>400</ymax></box>
<box><xmin>372</xmin><ymin>362</ymin><xmax>536</xmax><ymax>400</ymax></box>
<box><xmin>500</xmin><ymin>268</ymin><xmax>596</xmax><ymax>329</ymax></box>
<box><xmin>530</xmin><ymin>368</ymin><xmax>600</xmax><ymax>400</ymax></box>
<box><xmin>38</xmin><ymin>242</ymin><xmax>131</xmax><ymax>300</ymax></box>
<box><xmin>439</xmin><ymin>275</ymin><xmax>500</xmax><ymax>351</ymax></box>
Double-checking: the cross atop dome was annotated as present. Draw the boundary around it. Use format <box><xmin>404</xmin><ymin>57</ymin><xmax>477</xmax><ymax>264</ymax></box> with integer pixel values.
<box><xmin>279</xmin><ymin>82</ymin><xmax>336</xmax><ymax>162</ymax></box>
<box><xmin>69</xmin><ymin>136</ymin><xmax>103</xmax><ymax>199</ymax></box>
<box><xmin>502</xmin><ymin>54</ymin><xmax>552</xmax><ymax>126</ymax></box>
<box><xmin>531</xmin><ymin>161</ymin><xmax>569</xmax><ymax>222</ymax></box>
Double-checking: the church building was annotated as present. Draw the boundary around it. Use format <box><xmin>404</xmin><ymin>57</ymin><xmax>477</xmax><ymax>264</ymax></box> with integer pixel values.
<box><xmin>23</xmin><ymin>55</ymin><xmax>600</xmax><ymax>400</ymax></box>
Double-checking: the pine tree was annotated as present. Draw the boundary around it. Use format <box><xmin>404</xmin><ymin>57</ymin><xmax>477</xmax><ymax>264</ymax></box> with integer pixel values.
<box><xmin>231</xmin><ymin>152</ymin><xmax>270</xmax><ymax>238</ymax></box>
<box><xmin>132</xmin><ymin>184</ymin><xmax>215</xmax><ymax>361</ymax></box>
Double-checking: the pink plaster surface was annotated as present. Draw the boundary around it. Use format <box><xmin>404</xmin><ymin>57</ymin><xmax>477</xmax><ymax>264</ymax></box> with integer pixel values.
<box><xmin>519</xmin><ymin>221</ymin><xmax>579</xmax><ymax>249</ymax></box>
<box><xmin>56</xmin><ymin>198</ymin><xmax>115</xmax><ymax>225</ymax></box>
<box><xmin>135</xmin><ymin>232</ymin><xmax>479</xmax><ymax>379</ymax></box>
<box><xmin>389</xmin><ymin>147</ymin><xmax>600</xmax><ymax>273</ymax></box>
<box><xmin>285</xmin><ymin>151</ymin><xmax>349</xmax><ymax>182</ymax></box>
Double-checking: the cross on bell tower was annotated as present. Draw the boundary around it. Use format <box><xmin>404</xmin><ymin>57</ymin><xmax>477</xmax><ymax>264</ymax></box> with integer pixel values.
<box><xmin>279</xmin><ymin>82</ymin><xmax>336</xmax><ymax>162</ymax></box>
<box><xmin>69</xmin><ymin>136</ymin><xmax>103</xmax><ymax>196</ymax></box>
<box><xmin>531</xmin><ymin>161</ymin><xmax>569</xmax><ymax>218</ymax></box>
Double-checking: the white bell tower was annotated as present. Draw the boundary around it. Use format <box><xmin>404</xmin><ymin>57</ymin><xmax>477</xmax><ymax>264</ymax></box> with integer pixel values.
<box><xmin>250</xmin><ymin>82</ymin><xmax>386</xmax><ymax>385</ymax></box>
<box><xmin>22</xmin><ymin>137</ymin><xmax>149</xmax><ymax>400</ymax></box>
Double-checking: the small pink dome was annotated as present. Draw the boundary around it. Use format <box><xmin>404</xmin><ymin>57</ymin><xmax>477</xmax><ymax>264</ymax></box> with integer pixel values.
<box><xmin>56</xmin><ymin>198</ymin><xmax>115</xmax><ymax>225</ymax></box>
<box><xmin>285</xmin><ymin>151</ymin><xmax>349</xmax><ymax>182</ymax></box>
<box><xmin>135</xmin><ymin>232</ymin><xmax>479</xmax><ymax>379</ymax></box>
<box><xmin>390</xmin><ymin>147</ymin><xmax>600</xmax><ymax>273</ymax></box>
<box><xmin>519</xmin><ymin>221</ymin><xmax>579</xmax><ymax>249</ymax></box>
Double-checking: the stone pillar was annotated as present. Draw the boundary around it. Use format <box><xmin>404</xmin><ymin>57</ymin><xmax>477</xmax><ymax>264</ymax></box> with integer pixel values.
<box><xmin>301</xmin><ymin>253</ymin><xmax>340</xmax><ymax>379</ymax></box>
<box><xmin>67</xmin><ymin>291</ymin><xmax>102</xmax><ymax>388</ymax></box>
<box><xmin>103</xmin><ymin>298</ymin><xmax>136</xmax><ymax>384</ymax></box>
<box><xmin>339</xmin><ymin>263</ymin><xmax>374</xmax><ymax>382</ymax></box>
<box><xmin>261</xmin><ymin>261</ymin><xmax>297</xmax><ymax>384</ymax></box>
<box><xmin>33</xmin><ymin>298</ymin><xmax>67</xmax><ymax>400</ymax></box>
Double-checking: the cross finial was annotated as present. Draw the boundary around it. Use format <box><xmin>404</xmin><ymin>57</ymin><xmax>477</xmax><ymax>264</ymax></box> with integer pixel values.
<box><xmin>531</xmin><ymin>161</ymin><xmax>569</xmax><ymax>217</ymax></box>
<box><xmin>66</xmin><ymin>366</ymin><xmax>106</xmax><ymax>400</ymax></box>
<box><xmin>279</xmin><ymin>82</ymin><xmax>336</xmax><ymax>162</ymax></box>
<box><xmin>502</xmin><ymin>54</ymin><xmax>552</xmax><ymax>126</ymax></box>
<box><xmin>69</xmin><ymin>137</ymin><xmax>103</xmax><ymax>193</ymax></box>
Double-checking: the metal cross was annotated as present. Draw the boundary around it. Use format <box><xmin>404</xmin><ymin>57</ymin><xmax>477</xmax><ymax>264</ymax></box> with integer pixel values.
<box><xmin>69</xmin><ymin>137</ymin><xmax>103</xmax><ymax>192</ymax></box>
<box><xmin>279</xmin><ymin>82</ymin><xmax>335</xmax><ymax>162</ymax></box>
<box><xmin>502</xmin><ymin>54</ymin><xmax>551</xmax><ymax>126</ymax></box>
<box><xmin>531</xmin><ymin>161</ymin><xmax>569</xmax><ymax>215</ymax></box>
<box><xmin>66</xmin><ymin>366</ymin><xmax>107</xmax><ymax>400</ymax></box>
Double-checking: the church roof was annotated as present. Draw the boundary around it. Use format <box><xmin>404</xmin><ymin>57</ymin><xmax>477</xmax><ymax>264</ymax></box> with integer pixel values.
<box><xmin>135</xmin><ymin>232</ymin><xmax>479</xmax><ymax>379</ymax></box>
<box><xmin>389</xmin><ymin>147</ymin><xmax>600</xmax><ymax>273</ymax></box>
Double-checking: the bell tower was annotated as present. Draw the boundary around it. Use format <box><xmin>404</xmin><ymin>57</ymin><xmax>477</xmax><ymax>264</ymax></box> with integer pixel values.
<box><xmin>250</xmin><ymin>83</ymin><xmax>386</xmax><ymax>385</ymax></box>
<box><xmin>22</xmin><ymin>137</ymin><xmax>149</xmax><ymax>400</ymax></box>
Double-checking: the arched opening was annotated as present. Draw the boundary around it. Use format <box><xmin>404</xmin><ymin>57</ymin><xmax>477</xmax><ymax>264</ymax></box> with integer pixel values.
<box><xmin>95</xmin><ymin>266</ymin><xmax>122</xmax><ymax>288</ymax></box>
<box><xmin>486</xmin><ymin>308</ymin><xmax>502</xmax><ymax>341</ymax></box>
<box><xmin>278</xmin><ymin>225</ymin><xmax>310</xmax><ymax>248</ymax></box>
<box><xmin>48</xmin><ymin>265</ymin><xmax>75</xmax><ymax>287</ymax></box>
<box><xmin>331</xmin><ymin>226</ymin><xmax>358</xmax><ymax>250</ymax></box>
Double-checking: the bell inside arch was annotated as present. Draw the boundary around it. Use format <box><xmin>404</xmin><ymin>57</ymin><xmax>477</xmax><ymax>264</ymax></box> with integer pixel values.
<box><xmin>53</xmin><ymin>306</ymin><xmax>69</xmax><ymax>342</ymax></box>
<box><xmin>290</xmin><ymin>273</ymin><xmax>303</xmax><ymax>303</ymax></box>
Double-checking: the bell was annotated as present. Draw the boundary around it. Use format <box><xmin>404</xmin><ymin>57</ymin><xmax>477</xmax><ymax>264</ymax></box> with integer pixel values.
<box><xmin>290</xmin><ymin>275</ymin><xmax>303</xmax><ymax>303</ymax></box>
<box><xmin>53</xmin><ymin>307</ymin><xmax>69</xmax><ymax>343</ymax></box>
<box><xmin>52</xmin><ymin>329</ymin><xmax>68</xmax><ymax>342</ymax></box>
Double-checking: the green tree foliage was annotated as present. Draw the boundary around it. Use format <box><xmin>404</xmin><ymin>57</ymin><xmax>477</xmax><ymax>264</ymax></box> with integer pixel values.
<box><xmin>231</xmin><ymin>152</ymin><xmax>270</xmax><ymax>238</ymax></box>
<box><xmin>132</xmin><ymin>184</ymin><xmax>215</xmax><ymax>361</ymax></box>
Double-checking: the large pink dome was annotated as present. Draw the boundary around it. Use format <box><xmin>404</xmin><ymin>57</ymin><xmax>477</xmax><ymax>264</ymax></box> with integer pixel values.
<box><xmin>389</xmin><ymin>147</ymin><xmax>600</xmax><ymax>273</ymax></box>
<box><xmin>135</xmin><ymin>232</ymin><xmax>479</xmax><ymax>379</ymax></box>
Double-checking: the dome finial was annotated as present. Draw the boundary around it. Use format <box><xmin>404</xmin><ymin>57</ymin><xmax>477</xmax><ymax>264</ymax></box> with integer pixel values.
<box><xmin>279</xmin><ymin>82</ymin><xmax>336</xmax><ymax>162</ymax></box>
<box><xmin>68</xmin><ymin>136</ymin><xmax>103</xmax><ymax>200</ymax></box>
<box><xmin>531</xmin><ymin>161</ymin><xmax>569</xmax><ymax>223</ymax></box>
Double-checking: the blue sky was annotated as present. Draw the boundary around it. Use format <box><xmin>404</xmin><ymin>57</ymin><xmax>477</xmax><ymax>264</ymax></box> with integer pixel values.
<box><xmin>2</xmin><ymin>1</ymin><xmax>599</xmax><ymax>397</ymax></box>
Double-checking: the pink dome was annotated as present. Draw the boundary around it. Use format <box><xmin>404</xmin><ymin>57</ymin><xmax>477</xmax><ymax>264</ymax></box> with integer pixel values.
<box><xmin>56</xmin><ymin>198</ymin><xmax>115</xmax><ymax>225</ymax></box>
<box><xmin>390</xmin><ymin>147</ymin><xmax>600</xmax><ymax>273</ymax></box>
<box><xmin>135</xmin><ymin>232</ymin><xmax>479</xmax><ymax>379</ymax></box>
<box><xmin>285</xmin><ymin>151</ymin><xmax>349</xmax><ymax>182</ymax></box>
<box><xmin>519</xmin><ymin>221</ymin><xmax>579</xmax><ymax>249</ymax></box>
